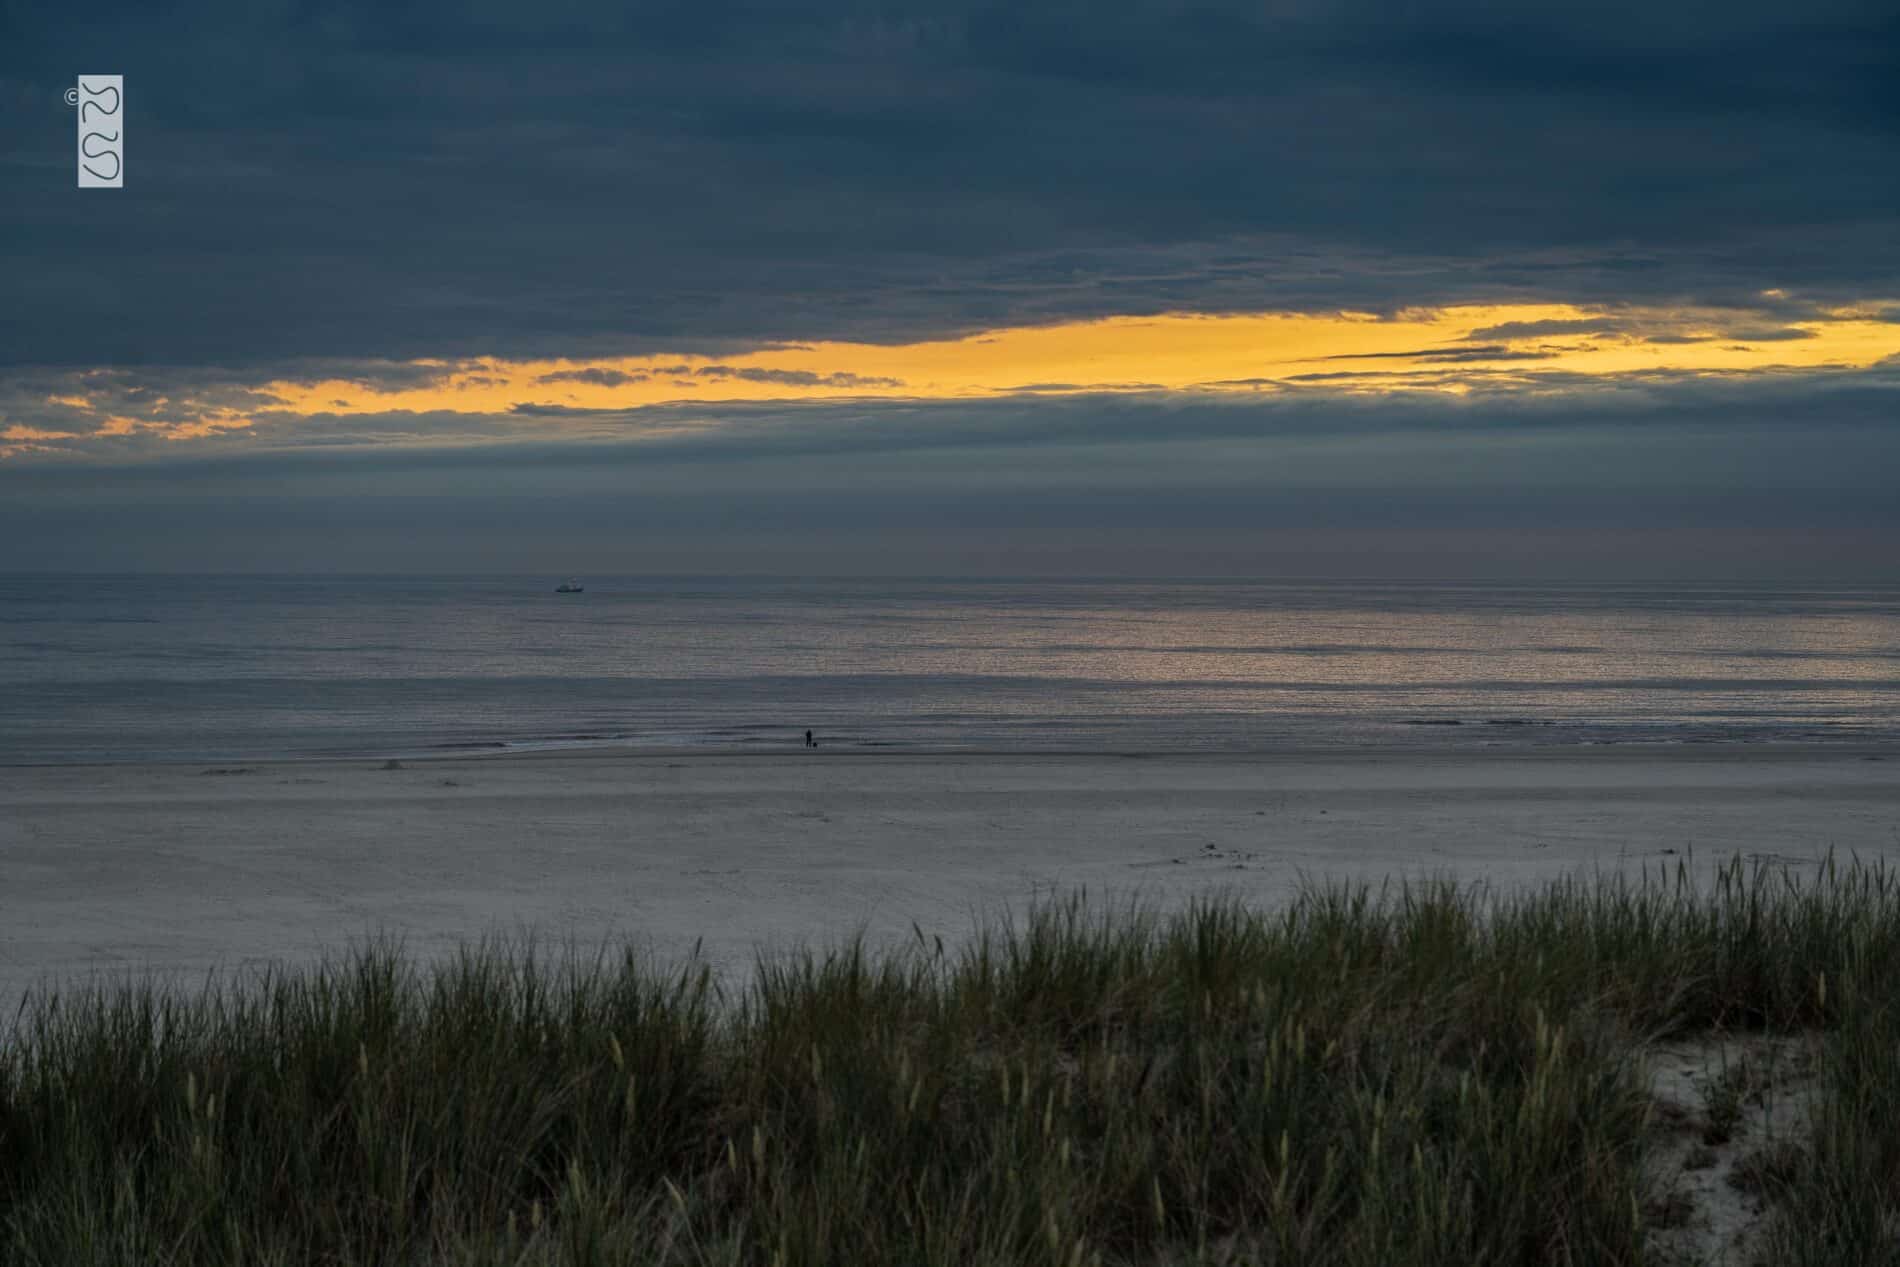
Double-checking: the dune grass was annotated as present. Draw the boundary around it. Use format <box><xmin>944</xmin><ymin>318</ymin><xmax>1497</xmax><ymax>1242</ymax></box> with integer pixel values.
<box><xmin>2</xmin><ymin>855</ymin><xmax>1898</xmax><ymax>1265</ymax></box>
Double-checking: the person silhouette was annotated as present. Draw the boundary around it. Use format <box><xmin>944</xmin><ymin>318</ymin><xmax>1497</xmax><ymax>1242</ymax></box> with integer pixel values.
<box><xmin>805</xmin><ymin>729</ymin><xmax>813</xmax><ymax>748</ymax></box>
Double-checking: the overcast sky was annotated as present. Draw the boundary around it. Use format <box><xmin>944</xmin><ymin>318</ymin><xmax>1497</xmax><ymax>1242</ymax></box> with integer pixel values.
<box><xmin>2</xmin><ymin>1</ymin><xmax>1897</xmax><ymax>576</ymax></box>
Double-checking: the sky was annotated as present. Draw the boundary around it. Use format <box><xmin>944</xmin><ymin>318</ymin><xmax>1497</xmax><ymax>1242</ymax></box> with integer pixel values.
<box><xmin>2</xmin><ymin>0</ymin><xmax>1897</xmax><ymax>576</ymax></box>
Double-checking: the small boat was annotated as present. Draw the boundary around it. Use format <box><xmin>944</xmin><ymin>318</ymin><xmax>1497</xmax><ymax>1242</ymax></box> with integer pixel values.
<box><xmin>554</xmin><ymin>579</ymin><xmax>585</xmax><ymax>593</ymax></box>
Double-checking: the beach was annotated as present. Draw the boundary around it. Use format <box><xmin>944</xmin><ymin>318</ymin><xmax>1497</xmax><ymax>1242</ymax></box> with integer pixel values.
<box><xmin>4</xmin><ymin>745</ymin><xmax>1897</xmax><ymax>1008</ymax></box>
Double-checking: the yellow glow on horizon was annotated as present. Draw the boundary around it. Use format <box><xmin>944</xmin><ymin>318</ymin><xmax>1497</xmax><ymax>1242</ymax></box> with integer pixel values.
<box><xmin>258</xmin><ymin>302</ymin><xmax>1900</xmax><ymax>423</ymax></box>
<box><xmin>7</xmin><ymin>299</ymin><xmax>1900</xmax><ymax>457</ymax></box>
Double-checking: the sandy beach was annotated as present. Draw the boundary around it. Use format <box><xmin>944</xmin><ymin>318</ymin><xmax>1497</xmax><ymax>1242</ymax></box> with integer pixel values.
<box><xmin>4</xmin><ymin>746</ymin><xmax>1897</xmax><ymax>1007</ymax></box>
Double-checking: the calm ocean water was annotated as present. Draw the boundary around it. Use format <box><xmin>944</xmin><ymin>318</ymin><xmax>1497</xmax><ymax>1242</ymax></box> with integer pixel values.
<box><xmin>2</xmin><ymin>575</ymin><xmax>1898</xmax><ymax>764</ymax></box>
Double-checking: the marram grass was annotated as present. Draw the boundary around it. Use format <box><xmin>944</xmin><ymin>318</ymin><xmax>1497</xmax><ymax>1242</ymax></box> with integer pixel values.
<box><xmin>3</xmin><ymin>855</ymin><xmax>1898</xmax><ymax>1266</ymax></box>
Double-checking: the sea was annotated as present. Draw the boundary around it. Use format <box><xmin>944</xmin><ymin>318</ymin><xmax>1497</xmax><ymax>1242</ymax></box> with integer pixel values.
<box><xmin>2</xmin><ymin>575</ymin><xmax>1897</xmax><ymax>764</ymax></box>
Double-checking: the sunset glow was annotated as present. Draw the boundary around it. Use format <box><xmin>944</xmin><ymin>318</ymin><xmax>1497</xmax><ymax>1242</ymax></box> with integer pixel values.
<box><xmin>266</xmin><ymin>303</ymin><xmax>1900</xmax><ymax>413</ymax></box>
<box><xmin>12</xmin><ymin>300</ymin><xmax>1899</xmax><ymax>458</ymax></box>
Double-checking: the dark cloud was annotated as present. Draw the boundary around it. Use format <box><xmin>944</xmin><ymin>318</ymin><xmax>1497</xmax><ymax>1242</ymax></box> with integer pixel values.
<box><xmin>691</xmin><ymin>366</ymin><xmax>904</xmax><ymax>388</ymax></box>
<box><xmin>1721</xmin><ymin>327</ymin><xmax>1817</xmax><ymax>342</ymax></box>
<box><xmin>1465</xmin><ymin>319</ymin><xmax>1624</xmax><ymax>340</ymax></box>
<box><xmin>1428</xmin><ymin>350</ymin><xmax>1560</xmax><ymax>363</ymax></box>
<box><xmin>507</xmin><ymin>402</ymin><xmax>632</xmax><ymax>418</ymax></box>
<box><xmin>535</xmin><ymin>367</ymin><xmax>650</xmax><ymax>386</ymax></box>
<box><xmin>5</xmin><ymin>370</ymin><xmax>1897</xmax><ymax>576</ymax></box>
<box><xmin>12</xmin><ymin>360</ymin><xmax>1899</xmax><ymax>467</ymax></box>
<box><xmin>1</xmin><ymin>0</ymin><xmax>1896</xmax><ymax>371</ymax></box>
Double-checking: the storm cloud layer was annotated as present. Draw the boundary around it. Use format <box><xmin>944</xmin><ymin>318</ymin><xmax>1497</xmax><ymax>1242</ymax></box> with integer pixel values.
<box><xmin>7</xmin><ymin>0</ymin><xmax>1900</xmax><ymax>364</ymax></box>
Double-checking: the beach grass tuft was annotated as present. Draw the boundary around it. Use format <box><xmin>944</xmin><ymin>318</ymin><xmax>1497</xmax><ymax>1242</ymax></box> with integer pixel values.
<box><xmin>3</xmin><ymin>855</ymin><xmax>1898</xmax><ymax>1264</ymax></box>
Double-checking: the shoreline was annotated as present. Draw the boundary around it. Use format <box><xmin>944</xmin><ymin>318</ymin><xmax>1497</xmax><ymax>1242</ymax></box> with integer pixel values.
<box><xmin>5</xmin><ymin>735</ymin><xmax>1898</xmax><ymax>771</ymax></box>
